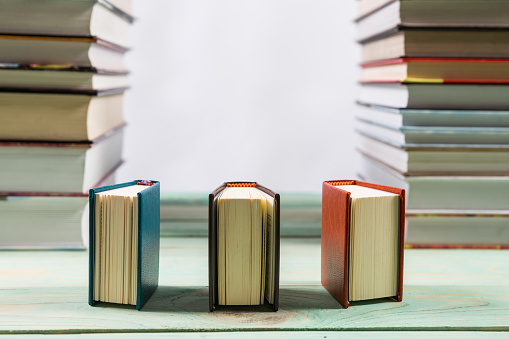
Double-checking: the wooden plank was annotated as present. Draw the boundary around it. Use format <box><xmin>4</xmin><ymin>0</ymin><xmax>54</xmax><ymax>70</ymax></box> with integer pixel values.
<box><xmin>1</xmin><ymin>332</ymin><xmax>509</xmax><ymax>339</ymax></box>
<box><xmin>0</xmin><ymin>238</ymin><xmax>508</xmax><ymax>334</ymax></box>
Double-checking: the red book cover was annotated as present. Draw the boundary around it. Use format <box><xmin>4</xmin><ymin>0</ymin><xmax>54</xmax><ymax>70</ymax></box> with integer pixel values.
<box><xmin>321</xmin><ymin>180</ymin><xmax>405</xmax><ymax>308</ymax></box>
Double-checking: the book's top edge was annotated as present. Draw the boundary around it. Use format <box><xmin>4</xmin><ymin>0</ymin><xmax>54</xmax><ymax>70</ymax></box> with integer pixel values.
<box><xmin>326</xmin><ymin>180</ymin><xmax>356</xmax><ymax>186</ymax></box>
<box><xmin>226</xmin><ymin>183</ymin><xmax>256</xmax><ymax>187</ymax></box>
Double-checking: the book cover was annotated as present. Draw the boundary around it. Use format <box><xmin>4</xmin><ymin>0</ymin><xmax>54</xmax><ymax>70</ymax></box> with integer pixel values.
<box><xmin>208</xmin><ymin>182</ymin><xmax>280</xmax><ymax>312</ymax></box>
<box><xmin>88</xmin><ymin>180</ymin><xmax>160</xmax><ymax>311</ymax></box>
<box><xmin>321</xmin><ymin>180</ymin><xmax>405</xmax><ymax>309</ymax></box>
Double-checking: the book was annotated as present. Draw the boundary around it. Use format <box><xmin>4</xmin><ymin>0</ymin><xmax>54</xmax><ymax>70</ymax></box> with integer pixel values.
<box><xmin>0</xmin><ymin>195</ymin><xmax>88</xmax><ymax>249</ymax></box>
<box><xmin>362</xmin><ymin>30</ymin><xmax>509</xmax><ymax>63</ymax></box>
<box><xmin>0</xmin><ymin>65</ymin><xmax>129</xmax><ymax>91</ymax></box>
<box><xmin>357</xmin><ymin>134</ymin><xmax>509</xmax><ymax>175</ymax></box>
<box><xmin>357</xmin><ymin>0</ymin><xmax>509</xmax><ymax>42</ymax></box>
<box><xmin>358</xmin><ymin>83</ymin><xmax>509</xmax><ymax>109</ymax></box>
<box><xmin>321</xmin><ymin>180</ymin><xmax>405</xmax><ymax>309</ymax></box>
<box><xmin>0</xmin><ymin>0</ymin><xmax>133</xmax><ymax>48</ymax></box>
<box><xmin>356</xmin><ymin>119</ymin><xmax>509</xmax><ymax>147</ymax></box>
<box><xmin>360</xmin><ymin>58</ymin><xmax>509</xmax><ymax>84</ymax></box>
<box><xmin>0</xmin><ymin>170</ymin><xmax>117</xmax><ymax>249</ymax></box>
<box><xmin>405</xmin><ymin>210</ymin><xmax>509</xmax><ymax>247</ymax></box>
<box><xmin>89</xmin><ymin>180</ymin><xmax>160</xmax><ymax>310</ymax></box>
<box><xmin>0</xmin><ymin>127</ymin><xmax>123</xmax><ymax>194</ymax></box>
<box><xmin>209</xmin><ymin>182</ymin><xmax>280</xmax><ymax>311</ymax></box>
<box><xmin>0</xmin><ymin>90</ymin><xmax>124</xmax><ymax>142</ymax></box>
<box><xmin>0</xmin><ymin>35</ymin><xmax>127</xmax><ymax>71</ymax></box>
<box><xmin>359</xmin><ymin>153</ymin><xmax>509</xmax><ymax>210</ymax></box>
<box><xmin>356</xmin><ymin>104</ymin><xmax>509</xmax><ymax>128</ymax></box>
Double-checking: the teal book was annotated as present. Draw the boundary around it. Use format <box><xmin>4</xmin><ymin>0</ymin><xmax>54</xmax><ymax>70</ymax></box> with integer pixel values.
<box><xmin>88</xmin><ymin>180</ymin><xmax>160</xmax><ymax>311</ymax></box>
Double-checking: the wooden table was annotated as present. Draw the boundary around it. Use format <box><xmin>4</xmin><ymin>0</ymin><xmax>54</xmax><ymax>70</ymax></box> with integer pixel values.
<box><xmin>1</xmin><ymin>237</ymin><xmax>508</xmax><ymax>337</ymax></box>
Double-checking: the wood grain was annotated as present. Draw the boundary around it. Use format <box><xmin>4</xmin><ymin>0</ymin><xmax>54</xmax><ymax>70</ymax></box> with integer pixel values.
<box><xmin>0</xmin><ymin>238</ymin><xmax>508</xmax><ymax>334</ymax></box>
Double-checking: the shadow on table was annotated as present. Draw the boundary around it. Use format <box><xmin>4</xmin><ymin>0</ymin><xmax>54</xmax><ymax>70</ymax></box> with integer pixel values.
<box><xmin>278</xmin><ymin>286</ymin><xmax>343</xmax><ymax>310</ymax></box>
<box><xmin>142</xmin><ymin>286</ymin><xmax>208</xmax><ymax>313</ymax></box>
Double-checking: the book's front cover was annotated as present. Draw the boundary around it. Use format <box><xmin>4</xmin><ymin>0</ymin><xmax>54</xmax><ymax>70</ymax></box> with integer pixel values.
<box><xmin>136</xmin><ymin>181</ymin><xmax>160</xmax><ymax>310</ymax></box>
<box><xmin>321</xmin><ymin>181</ymin><xmax>351</xmax><ymax>308</ymax></box>
<box><xmin>89</xmin><ymin>180</ymin><xmax>160</xmax><ymax>310</ymax></box>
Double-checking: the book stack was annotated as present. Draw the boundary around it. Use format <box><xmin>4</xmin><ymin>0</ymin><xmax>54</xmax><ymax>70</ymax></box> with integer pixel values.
<box><xmin>354</xmin><ymin>0</ymin><xmax>509</xmax><ymax>248</ymax></box>
<box><xmin>0</xmin><ymin>0</ymin><xmax>133</xmax><ymax>249</ymax></box>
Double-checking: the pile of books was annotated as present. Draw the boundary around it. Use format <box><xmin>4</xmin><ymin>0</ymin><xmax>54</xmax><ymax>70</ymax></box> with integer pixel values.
<box><xmin>354</xmin><ymin>0</ymin><xmax>509</xmax><ymax>248</ymax></box>
<box><xmin>0</xmin><ymin>0</ymin><xmax>133</xmax><ymax>249</ymax></box>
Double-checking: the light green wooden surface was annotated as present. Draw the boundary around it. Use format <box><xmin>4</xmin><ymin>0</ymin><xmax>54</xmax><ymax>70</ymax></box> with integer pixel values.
<box><xmin>1</xmin><ymin>333</ymin><xmax>509</xmax><ymax>339</ymax></box>
<box><xmin>1</xmin><ymin>237</ymin><xmax>509</xmax><ymax>334</ymax></box>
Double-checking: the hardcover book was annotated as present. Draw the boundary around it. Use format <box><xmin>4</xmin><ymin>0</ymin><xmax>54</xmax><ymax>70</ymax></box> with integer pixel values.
<box><xmin>357</xmin><ymin>133</ymin><xmax>509</xmax><ymax>175</ymax></box>
<box><xmin>356</xmin><ymin>0</ymin><xmax>509</xmax><ymax>42</ymax></box>
<box><xmin>361</xmin><ymin>30</ymin><xmax>509</xmax><ymax>63</ymax></box>
<box><xmin>0</xmin><ymin>65</ymin><xmax>129</xmax><ymax>91</ymax></box>
<box><xmin>89</xmin><ymin>180</ymin><xmax>160</xmax><ymax>310</ymax></box>
<box><xmin>209</xmin><ymin>182</ymin><xmax>280</xmax><ymax>311</ymax></box>
<box><xmin>405</xmin><ymin>210</ymin><xmax>509</xmax><ymax>248</ymax></box>
<box><xmin>0</xmin><ymin>0</ymin><xmax>134</xmax><ymax>48</ymax></box>
<box><xmin>0</xmin><ymin>89</ymin><xmax>125</xmax><ymax>142</ymax></box>
<box><xmin>359</xmin><ymin>154</ymin><xmax>509</xmax><ymax>211</ymax></box>
<box><xmin>0</xmin><ymin>127</ymin><xmax>124</xmax><ymax>194</ymax></box>
<box><xmin>0</xmin><ymin>35</ymin><xmax>127</xmax><ymax>71</ymax></box>
<box><xmin>321</xmin><ymin>180</ymin><xmax>405</xmax><ymax>309</ymax></box>
<box><xmin>358</xmin><ymin>83</ymin><xmax>509</xmax><ymax>110</ymax></box>
<box><xmin>360</xmin><ymin>58</ymin><xmax>509</xmax><ymax>84</ymax></box>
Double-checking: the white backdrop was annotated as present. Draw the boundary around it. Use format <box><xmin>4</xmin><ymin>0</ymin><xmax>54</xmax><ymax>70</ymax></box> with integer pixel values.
<box><xmin>117</xmin><ymin>0</ymin><xmax>360</xmax><ymax>192</ymax></box>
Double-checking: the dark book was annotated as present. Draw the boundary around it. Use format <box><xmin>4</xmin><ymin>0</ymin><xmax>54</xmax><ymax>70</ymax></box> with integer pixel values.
<box><xmin>357</xmin><ymin>0</ymin><xmax>509</xmax><ymax>42</ymax></box>
<box><xmin>321</xmin><ymin>180</ymin><xmax>405</xmax><ymax>309</ymax></box>
<box><xmin>209</xmin><ymin>182</ymin><xmax>280</xmax><ymax>311</ymax></box>
<box><xmin>0</xmin><ymin>35</ymin><xmax>127</xmax><ymax>71</ymax></box>
<box><xmin>0</xmin><ymin>65</ymin><xmax>129</xmax><ymax>91</ymax></box>
<box><xmin>361</xmin><ymin>30</ymin><xmax>509</xmax><ymax>63</ymax></box>
<box><xmin>0</xmin><ymin>0</ymin><xmax>133</xmax><ymax>48</ymax></box>
<box><xmin>89</xmin><ymin>180</ymin><xmax>160</xmax><ymax>310</ymax></box>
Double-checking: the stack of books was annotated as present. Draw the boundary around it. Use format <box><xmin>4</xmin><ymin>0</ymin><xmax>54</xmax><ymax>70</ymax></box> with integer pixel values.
<box><xmin>0</xmin><ymin>0</ymin><xmax>133</xmax><ymax>249</ymax></box>
<box><xmin>354</xmin><ymin>0</ymin><xmax>509</xmax><ymax>248</ymax></box>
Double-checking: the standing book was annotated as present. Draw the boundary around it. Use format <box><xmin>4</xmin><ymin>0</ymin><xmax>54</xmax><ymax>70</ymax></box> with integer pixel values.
<box><xmin>209</xmin><ymin>182</ymin><xmax>280</xmax><ymax>311</ymax></box>
<box><xmin>88</xmin><ymin>180</ymin><xmax>160</xmax><ymax>310</ymax></box>
<box><xmin>321</xmin><ymin>180</ymin><xmax>405</xmax><ymax>309</ymax></box>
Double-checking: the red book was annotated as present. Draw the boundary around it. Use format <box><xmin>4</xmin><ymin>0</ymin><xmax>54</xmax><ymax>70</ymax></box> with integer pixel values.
<box><xmin>321</xmin><ymin>180</ymin><xmax>405</xmax><ymax>308</ymax></box>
